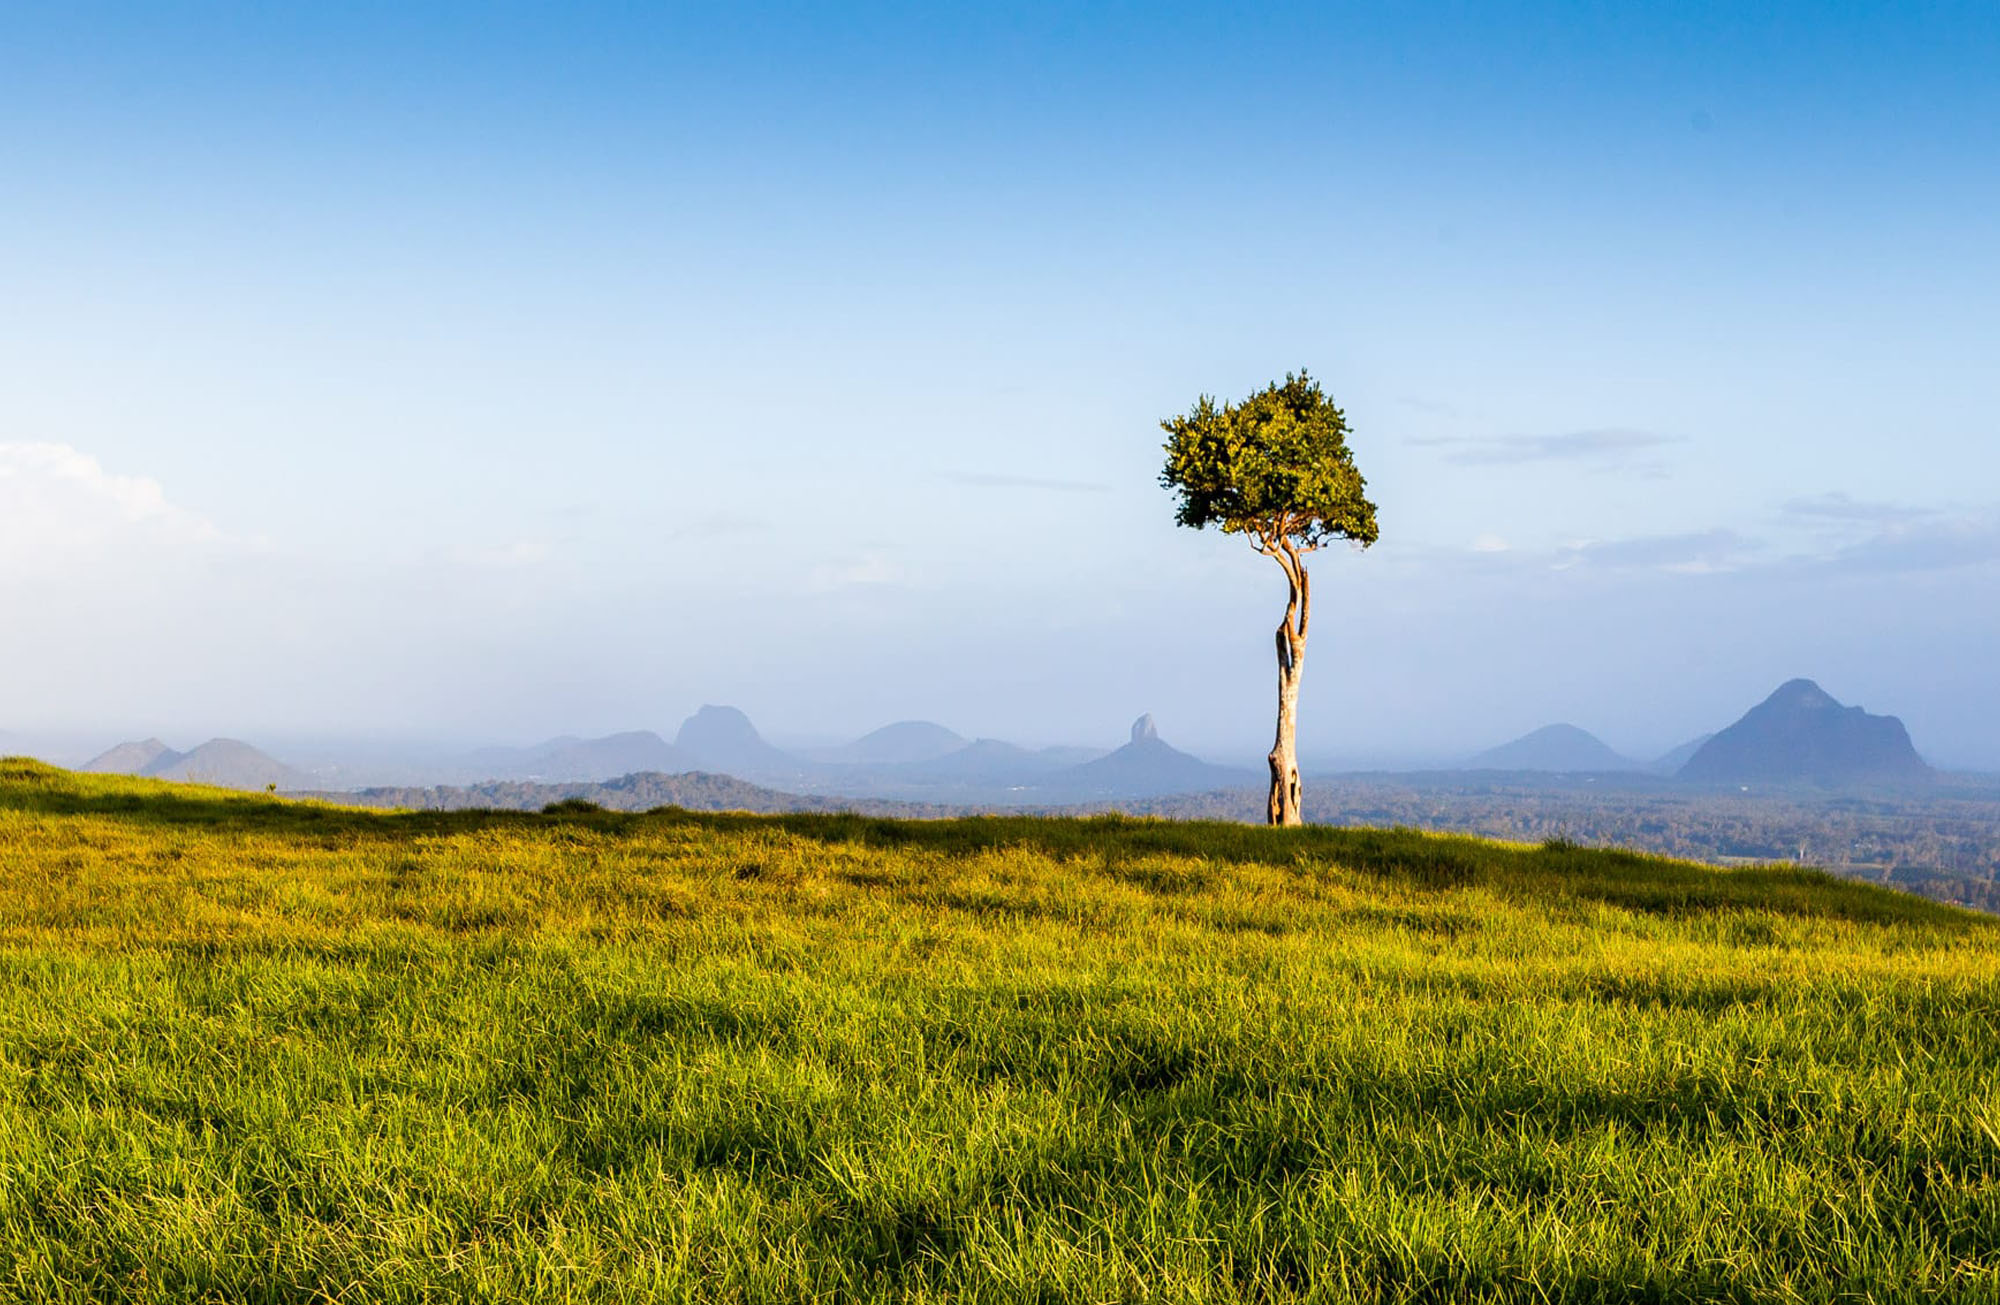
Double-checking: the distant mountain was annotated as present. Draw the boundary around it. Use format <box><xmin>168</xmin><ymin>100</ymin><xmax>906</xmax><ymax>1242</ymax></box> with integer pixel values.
<box><xmin>1679</xmin><ymin>680</ymin><xmax>1932</xmax><ymax>787</ymax></box>
<box><xmin>453</xmin><ymin>731</ymin><xmax>688</xmax><ymax>783</ymax></box>
<box><xmin>1035</xmin><ymin>745</ymin><xmax>1112</xmax><ymax>768</ymax></box>
<box><xmin>141</xmin><ymin>739</ymin><xmax>310</xmax><ymax>790</ymax></box>
<box><xmin>820</xmin><ymin>721</ymin><xmax>969</xmax><ymax>766</ymax></box>
<box><xmin>457</xmin><ymin>736</ymin><xmax>579</xmax><ymax>776</ymax></box>
<box><xmin>1469</xmin><ymin>724</ymin><xmax>1637</xmax><ymax>773</ymax></box>
<box><xmin>330</xmin><ymin>722</ymin><xmax>1251</xmax><ymax>812</ymax></box>
<box><xmin>888</xmin><ymin>738</ymin><xmax>1073</xmax><ymax>786</ymax></box>
<box><xmin>674</xmin><ymin>706</ymin><xmax>801</xmax><ymax>779</ymax></box>
<box><xmin>525</xmin><ymin>731</ymin><xmax>688</xmax><ymax>781</ymax></box>
<box><xmin>85</xmin><ymin>738</ymin><xmax>182</xmax><ymax>774</ymax></box>
<box><xmin>1054</xmin><ymin>714</ymin><xmax>1256</xmax><ymax>799</ymax></box>
<box><xmin>1650</xmin><ymin>733</ymin><xmax>1714</xmax><ymax>775</ymax></box>
<box><xmin>770</xmin><ymin>734</ymin><xmax>1112</xmax><ymax>803</ymax></box>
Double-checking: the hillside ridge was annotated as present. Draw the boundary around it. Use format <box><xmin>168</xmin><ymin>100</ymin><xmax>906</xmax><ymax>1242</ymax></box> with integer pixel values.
<box><xmin>1</xmin><ymin>757</ymin><xmax>1971</xmax><ymax>928</ymax></box>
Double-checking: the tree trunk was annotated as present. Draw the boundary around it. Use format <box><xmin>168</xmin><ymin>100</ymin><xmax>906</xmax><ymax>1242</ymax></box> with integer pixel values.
<box><xmin>1266</xmin><ymin>552</ymin><xmax>1309</xmax><ymax>827</ymax></box>
<box><xmin>1267</xmin><ymin>626</ymin><xmax>1305</xmax><ymax>825</ymax></box>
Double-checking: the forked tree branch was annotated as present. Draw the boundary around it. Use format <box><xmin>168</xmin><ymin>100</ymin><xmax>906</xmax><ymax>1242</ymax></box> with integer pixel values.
<box><xmin>1277</xmin><ymin>536</ymin><xmax>1311</xmax><ymax>642</ymax></box>
<box><xmin>1298</xmin><ymin>560</ymin><xmax>1312</xmax><ymax>641</ymax></box>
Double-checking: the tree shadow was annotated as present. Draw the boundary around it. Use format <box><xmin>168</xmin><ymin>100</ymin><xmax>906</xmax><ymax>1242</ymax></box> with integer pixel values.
<box><xmin>0</xmin><ymin>759</ymin><xmax>531</xmax><ymax>841</ymax></box>
<box><xmin>750</xmin><ymin>810</ymin><xmax>1980</xmax><ymax>928</ymax></box>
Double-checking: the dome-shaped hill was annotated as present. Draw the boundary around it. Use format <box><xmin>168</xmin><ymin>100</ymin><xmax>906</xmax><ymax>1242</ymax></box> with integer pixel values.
<box><xmin>826</xmin><ymin>721</ymin><xmax>969</xmax><ymax>766</ymax></box>
<box><xmin>672</xmin><ymin>705</ymin><xmax>801</xmax><ymax>779</ymax></box>
<box><xmin>1469</xmin><ymin>724</ymin><xmax>1637</xmax><ymax>773</ymax></box>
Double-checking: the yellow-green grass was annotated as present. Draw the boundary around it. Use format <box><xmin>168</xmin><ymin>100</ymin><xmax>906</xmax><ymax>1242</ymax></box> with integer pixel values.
<box><xmin>0</xmin><ymin>757</ymin><xmax>1996</xmax><ymax>1303</ymax></box>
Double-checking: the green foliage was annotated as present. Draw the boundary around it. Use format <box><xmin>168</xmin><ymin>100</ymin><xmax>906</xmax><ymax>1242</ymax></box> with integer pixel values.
<box><xmin>1161</xmin><ymin>370</ymin><xmax>1379</xmax><ymax>549</ymax></box>
<box><xmin>542</xmin><ymin>797</ymin><xmax>609</xmax><ymax>815</ymax></box>
<box><xmin>0</xmin><ymin>759</ymin><xmax>1997</xmax><ymax>1301</ymax></box>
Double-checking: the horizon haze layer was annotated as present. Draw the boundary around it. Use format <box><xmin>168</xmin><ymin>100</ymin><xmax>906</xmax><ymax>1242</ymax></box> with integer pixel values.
<box><xmin>42</xmin><ymin>677</ymin><xmax>1978</xmax><ymax>799</ymax></box>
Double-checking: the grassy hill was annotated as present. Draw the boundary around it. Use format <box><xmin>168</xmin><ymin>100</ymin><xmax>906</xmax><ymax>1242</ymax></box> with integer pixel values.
<box><xmin>0</xmin><ymin>758</ymin><xmax>1996</xmax><ymax>1301</ymax></box>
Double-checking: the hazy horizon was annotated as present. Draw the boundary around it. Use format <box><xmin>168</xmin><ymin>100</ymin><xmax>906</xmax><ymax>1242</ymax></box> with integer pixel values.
<box><xmin>6</xmin><ymin>4</ymin><xmax>1997</xmax><ymax>769</ymax></box>
<box><xmin>7</xmin><ymin>671</ymin><xmax>1986</xmax><ymax>782</ymax></box>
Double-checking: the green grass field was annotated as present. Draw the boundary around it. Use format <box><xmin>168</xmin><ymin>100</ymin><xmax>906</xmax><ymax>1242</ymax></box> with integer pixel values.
<box><xmin>1</xmin><ymin>758</ymin><xmax>1996</xmax><ymax>1302</ymax></box>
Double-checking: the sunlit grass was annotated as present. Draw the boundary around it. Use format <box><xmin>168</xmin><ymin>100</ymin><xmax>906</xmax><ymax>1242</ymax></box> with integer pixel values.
<box><xmin>0</xmin><ymin>758</ymin><xmax>1995</xmax><ymax>1301</ymax></box>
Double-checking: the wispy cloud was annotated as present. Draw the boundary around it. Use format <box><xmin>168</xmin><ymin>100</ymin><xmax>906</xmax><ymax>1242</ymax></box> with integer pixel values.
<box><xmin>1396</xmin><ymin>395</ymin><xmax>1461</xmax><ymax>417</ymax></box>
<box><xmin>807</xmin><ymin>553</ymin><xmax>906</xmax><ymax>592</ymax></box>
<box><xmin>460</xmin><ymin>538</ymin><xmax>551</xmax><ymax>568</ymax></box>
<box><xmin>1774</xmin><ymin>495</ymin><xmax>2000</xmax><ymax>574</ymax></box>
<box><xmin>1814</xmin><ymin>514</ymin><xmax>2000</xmax><ymax>575</ymax></box>
<box><xmin>1555</xmin><ymin>529</ymin><xmax>1759</xmax><ymax>574</ymax></box>
<box><xmin>1539</xmin><ymin>507</ymin><xmax>2000</xmax><ymax>579</ymax></box>
<box><xmin>951</xmin><ymin>472</ymin><xmax>1110</xmax><ymax>493</ymax></box>
<box><xmin>665</xmin><ymin>512</ymin><xmax>770</xmax><ymax>541</ymax></box>
<box><xmin>1782</xmin><ymin>492</ymin><xmax>1934</xmax><ymax>526</ymax></box>
<box><xmin>1410</xmin><ymin>429</ymin><xmax>1685</xmax><ymax>469</ymax></box>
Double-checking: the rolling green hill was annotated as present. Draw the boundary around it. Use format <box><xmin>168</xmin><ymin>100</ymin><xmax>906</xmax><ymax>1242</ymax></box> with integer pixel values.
<box><xmin>0</xmin><ymin>757</ymin><xmax>1996</xmax><ymax>1302</ymax></box>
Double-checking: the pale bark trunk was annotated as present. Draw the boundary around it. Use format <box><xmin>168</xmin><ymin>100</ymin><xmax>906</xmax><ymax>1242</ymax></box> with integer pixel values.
<box><xmin>1266</xmin><ymin>548</ymin><xmax>1309</xmax><ymax>827</ymax></box>
<box><xmin>1267</xmin><ymin>627</ymin><xmax>1305</xmax><ymax>826</ymax></box>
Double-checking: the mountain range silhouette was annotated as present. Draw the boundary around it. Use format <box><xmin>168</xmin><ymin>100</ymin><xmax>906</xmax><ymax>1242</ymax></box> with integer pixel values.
<box><xmin>77</xmin><ymin>679</ymin><xmax>1936</xmax><ymax>801</ymax></box>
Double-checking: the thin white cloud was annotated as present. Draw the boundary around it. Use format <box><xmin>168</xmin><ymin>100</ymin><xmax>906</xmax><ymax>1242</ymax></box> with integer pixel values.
<box><xmin>1555</xmin><ymin>530</ymin><xmax>1760</xmax><ymax>574</ymax></box>
<box><xmin>1770</xmin><ymin>494</ymin><xmax>2000</xmax><ymax>574</ymax></box>
<box><xmin>1532</xmin><ymin>508</ymin><xmax>2000</xmax><ymax>579</ymax></box>
<box><xmin>666</xmin><ymin>512</ymin><xmax>769</xmax><ymax>541</ymax></box>
<box><xmin>808</xmin><ymin>553</ymin><xmax>905</xmax><ymax>592</ymax></box>
<box><xmin>951</xmin><ymin>472</ymin><xmax>1111</xmax><ymax>493</ymax></box>
<box><xmin>1396</xmin><ymin>395</ymin><xmax>1461</xmax><ymax>417</ymax></box>
<box><xmin>1410</xmin><ymin>429</ymin><xmax>1685</xmax><ymax>468</ymax></box>
<box><xmin>461</xmin><ymin>538</ymin><xmax>551</xmax><ymax>568</ymax></box>
<box><xmin>1782</xmin><ymin>492</ymin><xmax>1934</xmax><ymax>526</ymax></box>
<box><xmin>1814</xmin><ymin>514</ymin><xmax>2000</xmax><ymax>574</ymax></box>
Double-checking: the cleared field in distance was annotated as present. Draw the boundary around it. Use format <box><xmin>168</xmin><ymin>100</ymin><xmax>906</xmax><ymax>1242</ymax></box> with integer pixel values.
<box><xmin>0</xmin><ymin>759</ymin><xmax>1996</xmax><ymax>1302</ymax></box>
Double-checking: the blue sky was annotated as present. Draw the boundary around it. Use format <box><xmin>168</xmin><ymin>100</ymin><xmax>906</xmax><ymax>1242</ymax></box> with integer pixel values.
<box><xmin>3</xmin><ymin>2</ymin><xmax>1997</xmax><ymax>766</ymax></box>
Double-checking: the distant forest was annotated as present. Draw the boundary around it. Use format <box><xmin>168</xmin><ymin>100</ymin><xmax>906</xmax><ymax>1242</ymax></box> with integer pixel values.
<box><xmin>334</xmin><ymin>769</ymin><xmax>2000</xmax><ymax>915</ymax></box>
<box><xmin>1127</xmin><ymin>774</ymin><xmax>2000</xmax><ymax>913</ymax></box>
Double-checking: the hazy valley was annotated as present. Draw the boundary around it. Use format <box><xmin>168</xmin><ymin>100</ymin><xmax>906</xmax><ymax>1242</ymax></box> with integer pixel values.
<box><xmin>45</xmin><ymin>678</ymin><xmax>1999</xmax><ymax>914</ymax></box>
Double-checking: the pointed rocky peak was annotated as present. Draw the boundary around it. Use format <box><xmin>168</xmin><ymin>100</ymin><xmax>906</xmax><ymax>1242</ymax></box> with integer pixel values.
<box><xmin>1765</xmin><ymin>678</ymin><xmax>1841</xmax><ymax>711</ymax></box>
<box><xmin>1065</xmin><ymin>717</ymin><xmax>1257</xmax><ymax>799</ymax></box>
<box><xmin>1680</xmin><ymin>680</ymin><xmax>1931</xmax><ymax>787</ymax></box>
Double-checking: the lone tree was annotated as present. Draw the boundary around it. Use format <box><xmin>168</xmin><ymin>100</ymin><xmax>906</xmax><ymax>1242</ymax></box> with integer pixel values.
<box><xmin>1160</xmin><ymin>371</ymin><xmax>1377</xmax><ymax>826</ymax></box>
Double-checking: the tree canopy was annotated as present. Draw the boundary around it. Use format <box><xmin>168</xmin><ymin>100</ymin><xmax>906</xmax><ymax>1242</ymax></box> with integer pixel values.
<box><xmin>1159</xmin><ymin>371</ymin><xmax>1378</xmax><ymax>552</ymax></box>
